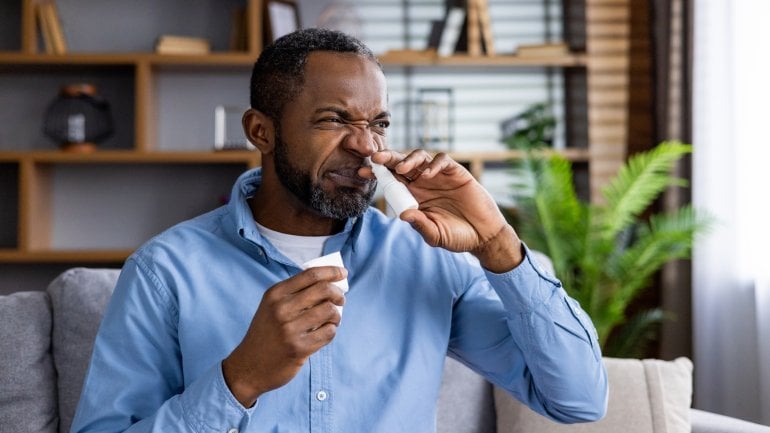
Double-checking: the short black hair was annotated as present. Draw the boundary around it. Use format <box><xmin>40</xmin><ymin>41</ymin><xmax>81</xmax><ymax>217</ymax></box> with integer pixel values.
<box><xmin>249</xmin><ymin>28</ymin><xmax>380</xmax><ymax>124</ymax></box>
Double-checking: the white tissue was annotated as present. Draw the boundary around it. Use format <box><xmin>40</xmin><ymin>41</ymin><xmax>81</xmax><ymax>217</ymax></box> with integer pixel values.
<box><xmin>302</xmin><ymin>251</ymin><xmax>348</xmax><ymax>315</ymax></box>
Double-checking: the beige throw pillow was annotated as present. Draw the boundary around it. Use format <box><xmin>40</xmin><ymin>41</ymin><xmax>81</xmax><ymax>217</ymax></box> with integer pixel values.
<box><xmin>494</xmin><ymin>357</ymin><xmax>693</xmax><ymax>433</ymax></box>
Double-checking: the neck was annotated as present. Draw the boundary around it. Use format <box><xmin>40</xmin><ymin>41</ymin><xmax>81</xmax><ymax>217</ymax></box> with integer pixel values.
<box><xmin>249</xmin><ymin>183</ymin><xmax>346</xmax><ymax>236</ymax></box>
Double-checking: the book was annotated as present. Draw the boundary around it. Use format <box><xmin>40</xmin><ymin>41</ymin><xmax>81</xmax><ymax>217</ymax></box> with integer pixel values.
<box><xmin>437</xmin><ymin>7</ymin><xmax>466</xmax><ymax>57</ymax></box>
<box><xmin>466</xmin><ymin>0</ymin><xmax>481</xmax><ymax>56</ymax></box>
<box><xmin>379</xmin><ymin>49</ymin><xmax>438</xmax><ymax>64</ymax></box>
<box><xmin>477</xmin><ymin>0</ymin><xmax>495</xmax><ymax>56</ymax></box>
<box><xmin>229</xmin><ymin>6</ymin><xmax>248</xmax><ymax>51</ymax></box>
<box><xmin>36</xmin><ymin>4</ymin><xmax>54</xmax><ymax>54</ymax></box>
<box><xmin>36</xmin><ymin>2</ymin><xmax>67</xmax><ymax>54</ymax></box>
<box><xmin>427</xmin><ymin>19</ymin><xmax>444</xmax><ymax>50</ymax></box>
<box><xmin>155</xmin><ymin>35</ymin><xmax>211</xmax><ymax>55</ymax></box>
<box><xmin>515</xmin><ymin>42</ymin><xmax>569</xmax><ymax>57</ymax></box>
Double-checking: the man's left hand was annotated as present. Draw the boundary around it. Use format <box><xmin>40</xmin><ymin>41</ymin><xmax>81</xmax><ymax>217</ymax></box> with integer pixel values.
<box><xmin>368</xmin><ymin>150</ymin><xmax>524</xmax><ymax>273</ymax></box>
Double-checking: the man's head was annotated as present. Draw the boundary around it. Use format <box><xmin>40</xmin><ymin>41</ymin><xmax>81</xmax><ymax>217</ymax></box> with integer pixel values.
<box><xmin>244</xmin><ymin>29</ymin><xmax>389</xmax><ymax>227</ymax></box>
<box><xmin>249</xmin><ymin>28</ymin><xmax>380</xmax><ymax>125</ymax></box>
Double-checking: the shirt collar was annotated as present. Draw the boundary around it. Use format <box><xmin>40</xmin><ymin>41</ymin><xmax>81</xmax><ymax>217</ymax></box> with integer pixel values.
<box><xmin>227</xmin><ymin>167</ymin><xmax>368</xmax><ymax>260</ymax></box>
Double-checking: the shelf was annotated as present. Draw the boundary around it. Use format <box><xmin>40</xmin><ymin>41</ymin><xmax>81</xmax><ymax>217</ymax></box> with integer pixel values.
<box><xmin>0</xmin><ymin>149</ymin><xmax>586</xmax><ymax>166</ymax></box>
<box><xmin>0</xmin><ymin>249</ymin><xmax>132</xmax><ymax>263</ymax></box>
<box><xmin>0</xmin><ymin>52</ymin><xmax>256</xmax><ymax>67</ymax></box>
<box><xmin>0</xmin><ymin>150</ymin><xmax>260</xmax><ymax>166</ymax></box>
<box><xmin>1</xmin><ymin>51</ymin><xmax>588</xmax><ymax>69</ymax></box>
<box><xmin>448</xmin><ymin>148</ymin><xmax>589</xmax><ymax>163</ymax></box>
<box><xmin>379</xmin><ymin>50</ymin><xmax>588</xmax><ymax>68</ymax></box>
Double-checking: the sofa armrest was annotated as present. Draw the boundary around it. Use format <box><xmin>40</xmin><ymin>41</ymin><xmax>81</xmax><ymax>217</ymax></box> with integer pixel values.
<box><xmin>691</xmin><ymin>409</ymin><xmax>770</xmax><ymax>433</ymax></box>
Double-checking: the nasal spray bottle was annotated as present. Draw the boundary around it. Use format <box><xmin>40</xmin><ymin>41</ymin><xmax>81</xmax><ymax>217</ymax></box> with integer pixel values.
<box><xmin>370</xmin><ymin>159</ymin><xmax>419</xmax><ymax>216</ymax></box>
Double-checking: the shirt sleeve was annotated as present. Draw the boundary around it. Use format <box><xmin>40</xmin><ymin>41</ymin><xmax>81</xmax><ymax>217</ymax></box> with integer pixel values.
<box><xmin>70</xmin><ymin>257</ymin><xmax>255</xmax><ymax>433</ymax></box>
<box><xmin>447</xmin><ymin>245</ymin><xmax>609</xmax><ymax>423</ymax></box>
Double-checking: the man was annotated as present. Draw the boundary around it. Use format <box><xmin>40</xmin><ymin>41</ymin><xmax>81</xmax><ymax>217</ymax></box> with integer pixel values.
<box><xmin>72</xmin><ymin>28</ymin><xmax>607</xmax><ymax>432</ymax></box>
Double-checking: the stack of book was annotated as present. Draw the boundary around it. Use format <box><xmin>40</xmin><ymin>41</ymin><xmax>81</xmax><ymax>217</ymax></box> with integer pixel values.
<box><xmin>429</xmin><ymin>0</ymin><xmax>495</xmax><ymax>57</ymax></box>
<box><xmin>155</xmin><ymin>35</ymin><xmax>211</xmax><ymax>55</ymax></box>
<box><xmin>515</xmin><ymin>42</ymin><xmax>569</xmax><ymax>57</ymax></box>
<box><xmin>36</xmin><ymin>1</ymin><xmax>67</xmax><ymax>54</ymax></box>
<box><xmin>465</xmin><ymin>0</ymin><xmax>495</xmax><ymax>56</ymax></box>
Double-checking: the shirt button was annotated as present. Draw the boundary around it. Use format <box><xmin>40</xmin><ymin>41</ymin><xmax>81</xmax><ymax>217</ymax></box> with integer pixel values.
<box><xmin>316</xmin><ymin>390</ymin><xmax>328</xmax><ymax>401</ymax></box>
<box><xmin>227</xmin><ymin>429</ymin><xmax>239</xmax><ymax>433</ymax></box>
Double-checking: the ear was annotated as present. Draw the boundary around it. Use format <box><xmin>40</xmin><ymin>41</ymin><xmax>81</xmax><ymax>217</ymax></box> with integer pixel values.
<box><xmin>242</xmin><ymin>108</ymin><xmax>276</xmax><ymax>154</ymax></box>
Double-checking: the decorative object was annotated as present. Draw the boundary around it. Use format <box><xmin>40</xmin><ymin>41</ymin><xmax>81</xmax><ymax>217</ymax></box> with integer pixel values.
<box><xmin>264</xmin><ymin>0</ymin><xmax>300</xmax><ymax>42</ymax></box>
<box><xmin>416</xmin><ymin>88</ymin><xmax>454</xmax><ymax>151</ymax></box>
<box><xmin>315</xmin><ymin>1</ymin><xmax>364</xmax><ymax>41</ymax></box>
<box><xmin>505</xmin><ymin>139</ymin><xmax>711</xmax><ymax>357</ymax></box>
<box><xmin>500</xmin><ymin>103</ymin><xmax>555</xmax><ymax>148</ymax></box>
<box><xmin>43</xmin><ymin>83</ymin><xmax>114</xmax><ymax>153</ymax></box>
<box><xmin>214</xmin><ymin>105</ymin><xmax>254</xmax><ymax>151</ymax></box>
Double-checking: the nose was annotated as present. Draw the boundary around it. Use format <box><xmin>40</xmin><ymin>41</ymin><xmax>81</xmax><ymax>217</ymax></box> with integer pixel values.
<box><xmin>342</xmin><ymin>123</ymin><xmax>377</xmax><ymax>158</ymax></box>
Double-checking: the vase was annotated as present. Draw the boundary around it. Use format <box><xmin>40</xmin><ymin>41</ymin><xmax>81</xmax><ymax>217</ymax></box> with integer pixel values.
<box><xmin>43</xmin><ymin>83</ymin><xmax>114</xmax><ymax>153</ymax></box>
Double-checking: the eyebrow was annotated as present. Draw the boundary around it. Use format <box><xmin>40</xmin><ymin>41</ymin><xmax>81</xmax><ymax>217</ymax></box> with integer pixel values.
<box><xmin>315</xmin><ymin>106</ymin><xmax>391</xmax><ymax>120</ymax></box>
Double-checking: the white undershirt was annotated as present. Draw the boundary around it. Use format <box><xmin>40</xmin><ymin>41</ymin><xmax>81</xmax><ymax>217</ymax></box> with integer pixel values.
<box><xmin>254</xmin><ymin>221</ymin><xmax>331</xmax><ymax>266</ymax></box>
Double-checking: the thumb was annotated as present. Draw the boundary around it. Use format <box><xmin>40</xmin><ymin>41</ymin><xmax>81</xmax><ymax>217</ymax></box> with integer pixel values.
<box><xmin>400</xmin><ymin>210</ymin><xmax>440</xmax><ymax>247</ymax></box>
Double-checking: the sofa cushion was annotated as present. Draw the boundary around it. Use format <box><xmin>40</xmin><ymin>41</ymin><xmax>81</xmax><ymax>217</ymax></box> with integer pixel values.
<box><xmin>48</xmin><ymin>268</ymin><xmax>120</xmax><ymax>433</ymax></box>
<box><xmin>437</xmin><ymin>357</ymin><xmax>496</xmax><ymax>433</ymax></box>
<box><xmin>0</xmin><ymin>291</ymin><xmax>58</xmax><ymax>433</ymax></box>
<box><xmin>494</xmin><ymin>357</ymin><xmax>693</xmax><ymax>433</ymax></box>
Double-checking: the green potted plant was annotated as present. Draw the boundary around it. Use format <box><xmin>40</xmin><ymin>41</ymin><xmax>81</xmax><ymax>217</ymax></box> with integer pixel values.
<box><xmin>504</xmin><ymin>108</ymin><xmax>710</xmax><ymax>357</ymax></box>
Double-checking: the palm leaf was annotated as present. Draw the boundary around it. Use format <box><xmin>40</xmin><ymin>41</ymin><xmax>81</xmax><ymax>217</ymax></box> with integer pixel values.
<box><xmin>511</xmin><ymin>152</ymin><xmax>585</xmax><ymax>292</ymax></box>
<box><xmin>600</xmin><ymin>141</ymin><xmax>691</xmax><ymax>240</ymax></box>
<box><xmin>605</xmin><ymin>308</ymin><xmax>669</xmax><ymax>358</ymax></box>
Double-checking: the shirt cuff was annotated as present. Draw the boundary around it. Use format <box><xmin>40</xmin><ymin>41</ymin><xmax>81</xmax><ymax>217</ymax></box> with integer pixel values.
<box><xmin>483</xmin><ymin>244</ymin><xmax>563</xmax><ymax>314</ymax></box>
<box><xmin>178</xmin><ymin>362</ymin><xmax>257</xmax><ymax>433</ymax></box>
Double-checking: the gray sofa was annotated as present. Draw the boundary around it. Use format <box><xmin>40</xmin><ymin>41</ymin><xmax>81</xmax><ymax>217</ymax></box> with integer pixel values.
<box><xmin>1</xmin><ymin>267</ymin><xmax>769</xmax><ymax>433</ymax></box>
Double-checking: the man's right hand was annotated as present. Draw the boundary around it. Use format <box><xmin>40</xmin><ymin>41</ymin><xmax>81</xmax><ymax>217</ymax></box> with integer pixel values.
<box><xmin>222</xmin><ymin>266</ymin><xmax>347</xmax><ymax>407</ymax></box>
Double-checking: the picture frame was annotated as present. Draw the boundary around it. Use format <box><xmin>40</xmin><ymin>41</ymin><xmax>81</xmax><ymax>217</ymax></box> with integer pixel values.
<box><xmin>416</xmin><ymin>88</ymin><xmax>454</xmax><ymax>151</ymax></box>
<box><xmin>264</xmin><ymin>0</ymin><xmax>301</xmax><ymax>42</ymax></box>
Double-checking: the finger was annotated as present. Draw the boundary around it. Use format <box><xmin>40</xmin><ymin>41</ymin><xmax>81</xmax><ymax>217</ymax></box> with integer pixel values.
<box><xmin>270</xmin><ymin>266</ymin><xmax>347</xmax><ymax>298</ymax></box>
<box><xmin>301</xmin><ymin>322</ymin><xmax>339</xmax><ymax>352</ymax></box>
<box><xmin>368</xmin><ymin>151</ymin><xmax>417</xmax><ymax>184</ymax></box>
<box><xmin>292</xmin><ymin>281</ymin><xmax>346</xmax><ymax>311</ymax></box>
<box><xmin>418</xmin><ymin>152</ymin><xmax>457</xmax><ymax>178</ymax></box>
<box><xmin>400</xmin><ymin>210</ymin><xmax>441</xmax><ymax>247</ymax></box>
<box><xmin>370</xmin><ymin>149</ymin><xmax>406</xmax><ymax>167</ymax></box>
<box><xmin>392</xmin><ymin>150</ymin><xmax>433</xmax><ymax>178</ymax></box>
<box><xmin>274</xmin><ymin>279</ymin><xmax>346</xmax><ymax>323</ymax></box>
<box><xmin>290</xmin><ymin>300</ymin><xmax>342</xmax><ymax>335</ymax></box>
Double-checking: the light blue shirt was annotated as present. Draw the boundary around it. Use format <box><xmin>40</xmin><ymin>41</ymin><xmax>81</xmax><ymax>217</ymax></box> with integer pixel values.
<box><xmin>71</xmin><ymin>168</ymin><xmax>608</xmax><ymax>433</ymax></box>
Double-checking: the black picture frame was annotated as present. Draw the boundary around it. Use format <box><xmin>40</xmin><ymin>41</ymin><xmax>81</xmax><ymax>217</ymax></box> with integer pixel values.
<box><xmin>264</xmin><ymin>0</ymin><xmax>301</xmax><ymax>42</ymax></box>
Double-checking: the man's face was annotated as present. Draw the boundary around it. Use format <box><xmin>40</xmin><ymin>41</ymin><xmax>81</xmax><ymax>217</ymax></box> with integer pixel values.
<box><xmin>272</xmin><ymin>51</ymin><xmax>390</xmax><ymax>219</ymax></box>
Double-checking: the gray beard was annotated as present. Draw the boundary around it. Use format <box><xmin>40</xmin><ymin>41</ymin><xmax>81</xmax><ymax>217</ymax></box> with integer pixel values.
<box><xmin>273</xmin><ymin>130</ymin><xmax>375</xmax><ymax>219</ymax></box>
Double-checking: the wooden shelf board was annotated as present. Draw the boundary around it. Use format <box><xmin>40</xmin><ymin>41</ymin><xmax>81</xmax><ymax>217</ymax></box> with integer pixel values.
<box><xmin>0</xmin><ymin>149</ymin><xmax>588</xmax><ymax>165</ymax></box>
<box><xmin>1</xmin><ymin>50</ymin><xmax>588</xmax><ymax>68</ymax></box>
<box><xmin>0</xmin><ymin>52</ymin><xmax>256</xmax><ymax>67</ymax></box>
<box><xmin>0</xmin><ymin>249</ymin><xmax>132</xmax><ymax>263</ymax></box>
<box><xmin>448</xmin><ymin>148</ymin><xmax>590</xmax><ymax>163</ymax></box>
<box><xmin>0</xmin><ymin>150</ymin><xmax>260</xmax><ymax>164</ymax></box>
<box><xmin>379</xmin><ymin>50</ymin><xmax>588</xmax><ymax>68</ymax></box>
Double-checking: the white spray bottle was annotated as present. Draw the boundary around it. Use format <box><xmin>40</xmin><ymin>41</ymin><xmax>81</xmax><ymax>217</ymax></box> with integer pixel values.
<box><xmin>370</xmin><ymin>160</ymin><xmax>419</xmax><ymax>217</ymax></box>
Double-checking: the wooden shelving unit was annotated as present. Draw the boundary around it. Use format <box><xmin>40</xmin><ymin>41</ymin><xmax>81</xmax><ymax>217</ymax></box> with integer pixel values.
<box><xmin>0</xmin><ymin>0</ymin><xmax>633</xmax><ymax>292</ymax></box>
